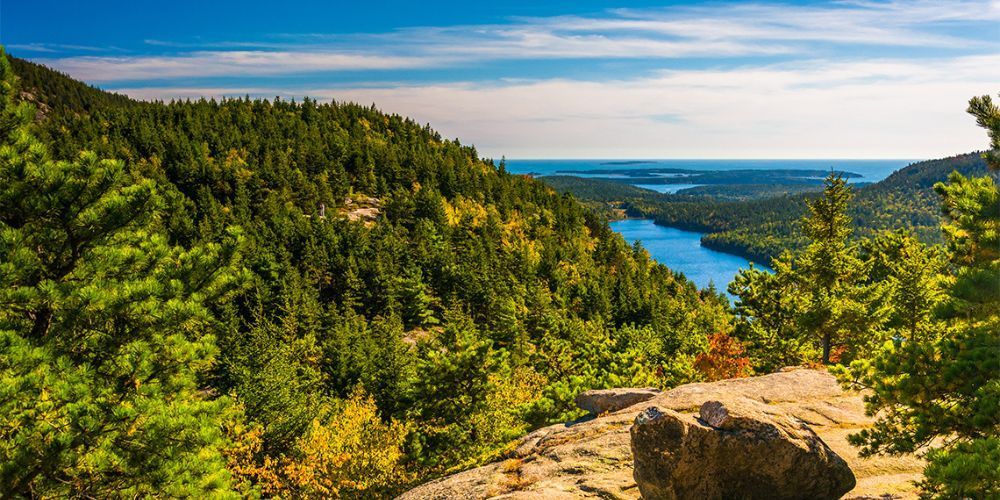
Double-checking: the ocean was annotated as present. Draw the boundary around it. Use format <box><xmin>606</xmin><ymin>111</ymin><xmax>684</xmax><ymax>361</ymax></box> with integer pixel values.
<box><xmin>502</xmin><ymin>159</ymin><xmax>917</xmax><ymax>183</ymax></box>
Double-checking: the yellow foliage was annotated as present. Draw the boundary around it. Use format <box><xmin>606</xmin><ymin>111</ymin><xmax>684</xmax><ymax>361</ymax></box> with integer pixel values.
<box><xmin>464</xmin><ymin>368</ymin><xmax>545</xmax><ymax>463</ymax></box>
<box><xmin>501</xmin><ymin>211</ymin><xmax>542</xmax><ymax>268</ymax></box>
<box><xmin>442</xmin><ymin>197</ymin><xmax>459</xmax><ymax>226</ymax></box>
<box><xmin>226</xmin><ymin>390</ymin><xmax>407</xmax><ymax>499</ymax></box>
<box><xmin>443</xmin><ymin>196</ymin><xmax>489</xmax><ymax>227</ymax></box>
<box><xmin>555</xmin><ymin>260</ymin><xmax>583</xmax><ymax>287</ymax></box>
<box><xmin>224</xmin><ymin>419</ymin><xmax>280</xmax><ymax>496</ymax></box>
<box><xmin>224</xmin><ymin>148</ymin><xmax>248</xmax><ymax>170</ymax></box>
<box><xmin>279</xmin><ymin>390</ymin><xmax>408</xmax><ymax>498</ymax></box>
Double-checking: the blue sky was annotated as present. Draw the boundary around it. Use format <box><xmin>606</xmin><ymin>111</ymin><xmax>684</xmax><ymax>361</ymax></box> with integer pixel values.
<box><xmin>3</xmin><ymin>0</ymin><xmax>999</xmax><ymax>158</ymax></box>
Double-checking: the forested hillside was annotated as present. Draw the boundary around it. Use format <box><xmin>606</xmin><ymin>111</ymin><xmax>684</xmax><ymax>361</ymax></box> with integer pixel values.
<box><xmin>545</xmin><ymin>154</ymin><xmax>988</xmax><ymax>263</ymax></box>
<box><xmin>0</xmin><ymin>54</ymin><xmax>731</xmax><ymax>497</ymax></box>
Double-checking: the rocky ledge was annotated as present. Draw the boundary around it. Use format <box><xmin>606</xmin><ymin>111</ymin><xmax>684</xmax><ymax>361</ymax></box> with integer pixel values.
<box><xmin>631</xmin><ymin>398</ymin><xmax>855</xmax><ymax>499</ymax></box>
<box><xmin>398</xmin><ymin>368</ymin><xmax>925</xmax><ymax>499</ymax></box>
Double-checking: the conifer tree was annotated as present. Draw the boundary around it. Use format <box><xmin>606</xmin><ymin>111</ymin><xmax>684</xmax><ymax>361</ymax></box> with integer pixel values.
<box><xmin>796</xmin><ymin>174</ymin><xmax>885</xmax><ymax>364</ymax></box>
<box><xmin>731</xmin><ymin>175</ymin><xmax>887</xmax><ymax>368</ymax></box>
<box><xmin>397</xmin><ymin>267</ymin><xmax>440</xmax><ymax>328</ymax></box>
<box><xmin>729</xmin><ymin>259</ymin><xmax>812</xmax><ymax>371</ymax></box>
<box><xmin>407</xmin><ymin>309</ymin><xmax>496</xmax><ymax>469</ymax></box>
<box><xmin>859</xmin><ymin>230</ymin><xmax>946</xmax><ymax>342</ymax></box>
<box><xmin>0</xmin><ymin>50</ymin><xmax>245</xmax><ymax>496</ymax></box>
<box><xmin>841</xmin><ymin>95</ymin><xmax>1000</xmax><ymax>497</ymax></box>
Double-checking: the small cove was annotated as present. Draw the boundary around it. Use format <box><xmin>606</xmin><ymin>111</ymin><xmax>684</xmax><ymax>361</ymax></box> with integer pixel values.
<box><xmin>608</xmin><ymin>219</ymin><xmax>771</xmax><ymax>296</ymax></box>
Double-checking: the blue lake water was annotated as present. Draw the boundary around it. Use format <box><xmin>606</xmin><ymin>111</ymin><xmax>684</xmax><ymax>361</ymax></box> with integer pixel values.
<box><xmin>506</xmin><ymin>159</ymin><xmax>915</xmax><ymax>295</ymax></box>
<box><xmin>609</xmin><ymin>219</ymin><xmax>771</xmax><ymax>296</ymax></box>
<box><xmin>633</xmin><ymin>183</ymin><xmax>704</xmax><ymax>193</ymax></box>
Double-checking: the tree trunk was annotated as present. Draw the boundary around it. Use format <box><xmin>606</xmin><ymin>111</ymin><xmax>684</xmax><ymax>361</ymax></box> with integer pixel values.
<box><xmin>822</xmin><ymin>332</ymin><xmax>831</xmax><ymax>364</ymax></box>
<box><xmin>29</xmin><ymin>307</ymin><xmax>52</xmax><ymax>339</ymax></box>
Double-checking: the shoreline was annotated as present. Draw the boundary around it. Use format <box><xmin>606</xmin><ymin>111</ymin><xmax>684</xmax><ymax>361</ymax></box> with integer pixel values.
<box><xmin>608</xmin><ymin>216</ymin><xmax>774</xmax><ymax>270</ymax></box>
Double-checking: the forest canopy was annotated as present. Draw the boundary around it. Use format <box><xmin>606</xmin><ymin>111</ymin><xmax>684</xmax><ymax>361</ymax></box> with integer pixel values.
<box><xmin>1</xmin><ymin>52</ymin><xmax>731</xmax><ymax>496</ymax></box>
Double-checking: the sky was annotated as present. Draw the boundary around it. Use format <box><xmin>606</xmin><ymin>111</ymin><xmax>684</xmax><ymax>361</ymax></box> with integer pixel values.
<box><xmin>3</xmin><ymin>0</ymin><xmax>999</xmax><ymax>159</ymax></box>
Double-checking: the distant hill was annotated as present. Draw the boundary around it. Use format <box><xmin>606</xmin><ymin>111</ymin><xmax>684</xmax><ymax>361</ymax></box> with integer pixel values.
<box><xmin>10</xmin><ymin>56</ymin><xmax>137</xmax><ymax>113</ymax></box>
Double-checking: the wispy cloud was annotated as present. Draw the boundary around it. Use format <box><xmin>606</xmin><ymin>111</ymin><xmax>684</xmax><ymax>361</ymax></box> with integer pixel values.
<box><xmin>574</xmin><ymin>0</ymin><xmax>1000</xmax><ymax>48</ymax></box>
<box><xmin>20</xmin><ymin>0</ymin><xmax>1000</xmax><ymax>158</ymax></box>
<box><xmin>8</xmin><ymin>42</ymin><xmax>123</xmax><ymax>53</ymax></box>
<box><xmin>33</xmin><ymin>0</ymin><xmax>1000</xmax><ymax>82</ymax></box>
<box><xmin>114</xmin><ymin>54</ymin><xmax>1000</xmax><ymax>159</ymax></box>
<box><xmin>44</xmin><ymin>51</ymin><xmax>438</xmax><ymax>82</ymax></box>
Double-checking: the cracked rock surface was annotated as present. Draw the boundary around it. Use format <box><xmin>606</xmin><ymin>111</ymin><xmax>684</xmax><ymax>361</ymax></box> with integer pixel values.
<box><xmin>631</xmin><ymin>398</ymin><xmax>856</xmax><ymax>500</ymax></box>
<box><xmin>398</xmin><ymin>368</ymin><xmax>924</xmax><ymax>499</ymax></box>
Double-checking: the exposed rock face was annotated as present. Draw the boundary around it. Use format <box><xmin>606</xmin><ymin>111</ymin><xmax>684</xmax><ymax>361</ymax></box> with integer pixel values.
<box><xmin>631</xmin><ymin>398</ymin><xmax>856</xmax><ymax>500</ymax></box>
<box><xmin>398</xmin><ymin>368</ymin><xmax>925</xmax><ymax>499</ymax></box>
<box><xmin>342</xmin><ymin>195</ymin><xmax>381</xmax><ymax>225</ymax></box>
<box><xmin>575</xmin><ymin>387</ymin><xmax>660</xmax><ymax>416</ymax></box>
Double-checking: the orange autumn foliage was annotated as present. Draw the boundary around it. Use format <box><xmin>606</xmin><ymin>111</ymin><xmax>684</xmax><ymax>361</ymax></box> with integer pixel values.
<box><xmin>695</xmin><ymin>332</ymin><xmax>753</xmax><ymax>381</ymax></box>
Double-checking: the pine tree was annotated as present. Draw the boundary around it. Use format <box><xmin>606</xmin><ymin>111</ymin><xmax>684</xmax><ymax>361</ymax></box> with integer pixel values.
<box><xmin>217</xmin><ymin>294</ymin><xmax>327</xmax><ymax>455</ymax></box>
<box><xmin>967</xmin><ymin>94</ymin><xmax>1000</xmax><ymax>170</ymax></box>
<box><xmin>0</xmin><ymin>50</ymin><xmax>246</xmax><ymax>496</ymax></box>
<box><xmin>841</xmin><ymin>95</ymin><xmax>1000</xmax><ymax>497</ymax></box>
<box><xmin>796</xmin><ymin>174</ymin><xmax>886</xmax><ymax>364</ymax></box>
<box><xmin>407</xmin><ymin>309</ymin><xmax>496</xmax><ymax>469</ymax></box>
<box><xmin>731</xmin><ymin>175</ymin><xmax>888</xmax><ymax>368</ymax></box>
<box><xmin>397</xmin><ymin>267</ymin><xmax>440</xmax><ymax>329</ymax></box>
<box><xmin>729</xmin><ymin>259</ymin><xmax>812</xmax><ymax>371</ymax></box>
<box><xmin>859</xmin><ymin>230</ymin><xmax>946</xmax><ymax>342</ymax></box>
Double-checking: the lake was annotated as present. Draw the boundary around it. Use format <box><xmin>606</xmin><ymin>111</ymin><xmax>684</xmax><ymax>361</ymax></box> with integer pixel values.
<box><xmin>632</xmin><ymin>183</ymin><xmax>704</xmax><ymax>193</ymax></box>
<box><xmin>511</xmin><ymin>159</ymin><xmax>915</xmax><ymax>296</ymax></box>
<box><xmin>609</xmin><ymin>219</ymin><xmax>770</xmax><ymax>296</ymax></box>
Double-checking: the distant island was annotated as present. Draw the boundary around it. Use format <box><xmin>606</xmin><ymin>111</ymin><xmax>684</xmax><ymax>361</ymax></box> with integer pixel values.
<box><xmin>599</xmin><ymin>160</ymin><xmax>659</xmax><ymax>165</ymax></box>
<box><xmin>551</xmin><ymin>168</ymin><xmax>864</xmax><ymax>185</ymax></box>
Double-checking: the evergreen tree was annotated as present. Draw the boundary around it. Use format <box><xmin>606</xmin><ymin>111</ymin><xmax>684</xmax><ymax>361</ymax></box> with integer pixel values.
<box><xmin>729</xmin><ymin>259</ymin><xmax>812</xmax><ymax>371</ymax></box>
<box><xmin>407</xmin><ymin>309</ymin><xmax>497</xmax><ymax>469</ymax></box>
<box><xmin>0</xmin><ymin>50</ymin><xmax>246</xmax><ymax>496</ymax></box>
<box><xmin>797</xmin><ymin>175</ymin><xmax>884</xmax><ymax>364</ymax></box>
<box><xmin>397</xmin><ymin>267</ymin><xmax>440</xmax><ymax>329</ymax></box>
<box><xmin>859</xmin><ymin>230</ymin><xmax>946</xmax><ymax>342</ymax></box>
<box><xmin>217</xmin><ymin>299</ymin><xmax>327</xmax><ymax>455</ymax></box>
<box><xmin>841</xmin><ymin>94</ymin><xmax>1000</xmax><ymax>497</ymax></box>
<box><xmin>967</xmin><ymin>94</ymin><xmax>1000</xmax><ymax>170</ymax></box>
<box><xmin>731</xmin><ymin>175</ymin><xmax>887</xmax><ymax>368</ymax></box>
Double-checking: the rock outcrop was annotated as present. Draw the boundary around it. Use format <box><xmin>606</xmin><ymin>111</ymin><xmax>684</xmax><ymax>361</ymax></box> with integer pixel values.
<box><xmin>575</xmin><ymin>387</ymin><xmax>660</xmax><ymax>416</ymax></box>
<box><xmin>398</xmin><ymin>368</ymin><xmax>925</xmax><ymax>499</ymax></box>
<box><xmin>342</xmin><ymin>195</ymin><xmax>381</xmax><ymax>225</ymax></box>
<box><xmin>631</xmin><ymin>398</ymin><xmax>856</xmax><ymax>499</ymax></box>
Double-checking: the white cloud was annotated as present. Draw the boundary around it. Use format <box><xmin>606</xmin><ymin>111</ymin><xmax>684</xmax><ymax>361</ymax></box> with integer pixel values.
<box><xmin>40</xmin><ymin>51</ymin><xmax>440</xmax><ymax>82</ymax></box>
<box><xmin>8</xmin><ymin>42</ymin><xmax>118</xmax><ymax>53</ymax></box>
<box><xmin>528</xmin><ymin>0</ymin><xmax>998</xmax><ymax>49</ymax></box>
<box><xmin>23</xmin><ymin>0</ymin><xmax>999</xmax><ymax>157</ymax></box>
<box><xmin>114</xmin><ymin>54</ymin><xmax>1000</xmax><ymax>159</ymax></box>
<box><xmin>34</xmin><ymin>0</ymin><xmax>1000</xmax><ymax>82</ymax></box>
